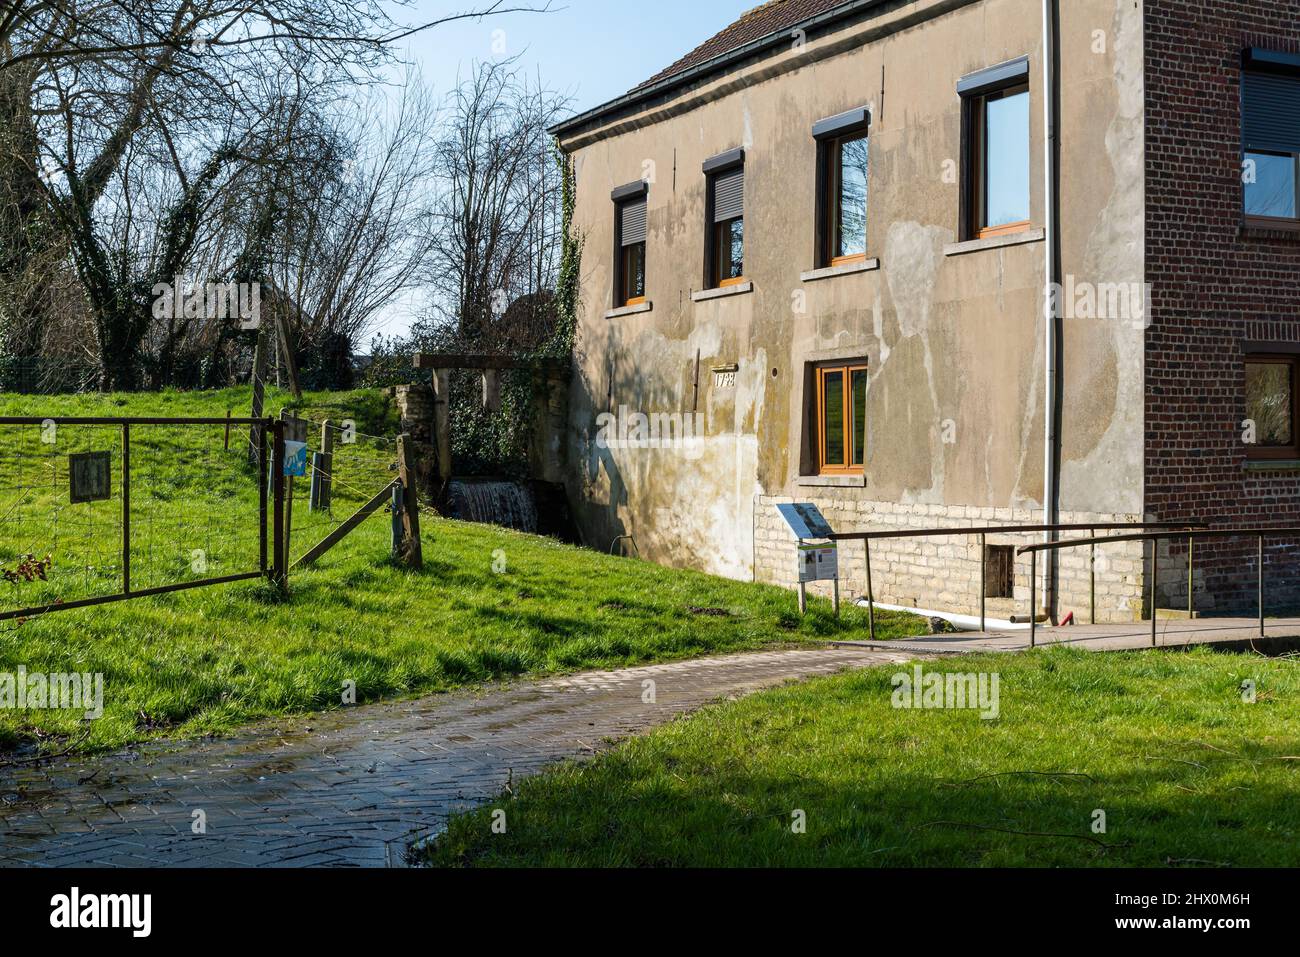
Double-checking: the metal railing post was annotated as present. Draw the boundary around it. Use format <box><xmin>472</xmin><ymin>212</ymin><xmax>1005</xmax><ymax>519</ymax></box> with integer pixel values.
<box><xmin>979</xmin><ymin>532</ymin><xmax>987</xmax><ymax>633</ymax></box>
<box><xmin>1259</xmin><ymin>534</ymin><xmax>1265</xmax><ymax>638</ymax></box>
<box><xmin>865</xmin><ymin>538</ymin><xmax>876</xmax><ymax>642</ymax></box>
<box><xmin>1030</xmin><ymin>549</ymin><xmax>1037</xmax><ymax>649</ymax></box>
<box><xmin>1151</xmin><ymin>537</ymin><xmax>1159</xmax><ymax>648</ymax></box>
<box><xmin>1089</xmin><ymin>527</ymin><xmax>1096</xmax><ymax>624</ymax></box>
<box><xmin>1187</xmin><ymin>535</ymin><xmax>1194</xmax><ymax>619</ymax></box>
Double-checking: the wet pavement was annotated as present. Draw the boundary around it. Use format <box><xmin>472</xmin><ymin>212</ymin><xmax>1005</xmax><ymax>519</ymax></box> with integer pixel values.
<box><xmin>0</xmin><ymin>646</ymin><xmax>916</xmax><ymax>867</ymax></box>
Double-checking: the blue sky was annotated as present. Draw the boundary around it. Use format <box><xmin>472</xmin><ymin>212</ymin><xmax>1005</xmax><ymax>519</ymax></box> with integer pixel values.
<box><xmin>393</xmin><ymin>0</ymin><xmax>755</xmax><ymax>117</ymax></box>
<box><xmin>368</xmin><ymin>1</ymin><xmax>755</xmax><ymax>340</ymax></box>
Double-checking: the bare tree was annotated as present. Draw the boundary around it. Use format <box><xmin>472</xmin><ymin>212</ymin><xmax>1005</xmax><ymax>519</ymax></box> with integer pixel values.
<box><xmin>421</xmin><ymin>59</ymin><xmax>569</xmax><ymax>351</ymax></box>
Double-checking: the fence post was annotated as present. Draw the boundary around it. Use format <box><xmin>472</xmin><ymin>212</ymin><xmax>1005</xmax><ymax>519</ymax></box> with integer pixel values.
<box><xmin>272</xmin><ymin>419</ymin><xmax>286</xmax><ymax>589</ymax></box>
<box><xmin>979</xmin><ymin>532</ymin><xmax>986</xmax><ymax>633</ymax></box>
<box><xmin>396</xmin><ymin>434</ymin><xmax>424</xmax><ymax>569</ymax></box>
<box><xmin>259</xmin><ymin>420</ymin><xmax>269</xmax><ymax>575</ymax></box>
<box><xmin>122</xmin><ymin>423</ymin><xmax>131</xmax><ymax>595</ymax></box>
<box><xmin>1187</xmin><ymin>535</ymin><xmax>1194</xmax><ymax>619</ymax></box>
<box><xmin>249</xmin><ymin>324</ymin><xmax>269</xmax><ymax>468</ymax></box>
<box><xmin>317</xmin><ymin>419</ymin><xmax>334</xmax><ymax>512</ymax></box>
<box><xmin>1089</xmin><ymin>527</ymin><xmax>1096</xmax><ymax>624</ymax></box>
<box><xmin>390</xmin><ymin>483</ymin><xmax>404</xmax><ymax>557</ymax></box>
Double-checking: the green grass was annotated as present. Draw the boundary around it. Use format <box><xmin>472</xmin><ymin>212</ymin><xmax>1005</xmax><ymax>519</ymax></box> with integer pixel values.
<box><xmin>423</xmin><ymin>647</ymin><xmax>1300</xmax><ymax>867</ymax></box>
<box><xmin>0</xmin><ymin>387</ymin><xmax>923</xmax><ymax>755</ymax></box>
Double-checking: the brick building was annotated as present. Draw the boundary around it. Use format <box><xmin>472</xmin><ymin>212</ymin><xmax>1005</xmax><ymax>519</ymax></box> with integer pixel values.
<box><xmin>550</xmin><ymin>0</ymin><xmax>1300</xmax><ymax>622</ymax></box>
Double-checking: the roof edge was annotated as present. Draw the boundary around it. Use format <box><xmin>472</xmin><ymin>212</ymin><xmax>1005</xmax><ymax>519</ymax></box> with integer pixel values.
<box><xmin>548</xmin><ymin>0</ymin><xmax>884</xmax><ymax>141</ymax></box>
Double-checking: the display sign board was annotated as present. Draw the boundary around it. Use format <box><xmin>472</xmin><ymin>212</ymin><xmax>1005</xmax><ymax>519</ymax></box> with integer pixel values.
<box><xmin>776</xmin><ymin>503</ymin><xmax>835</xmax><ymax>541</ymax></box>
<box><xmin>69</xmin><ymin>451</ymin><xmax>112</xmax><ymax>504</ymax></box>
<box><xmin>797</xmin><ymin>543</ymin><xmax>839</xmax><ymax>583</ymax></box>
<box><xmin>283</xmin><ymin>415</ymin><xmax>309</xmax><ymax>477</ymax></box>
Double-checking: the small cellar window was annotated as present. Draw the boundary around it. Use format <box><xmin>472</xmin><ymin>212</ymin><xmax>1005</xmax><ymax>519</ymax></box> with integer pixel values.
<box><xmin>985</xmin><ymin>545</ymin><xmax>1015</xmax><ymax>599</ymax></box>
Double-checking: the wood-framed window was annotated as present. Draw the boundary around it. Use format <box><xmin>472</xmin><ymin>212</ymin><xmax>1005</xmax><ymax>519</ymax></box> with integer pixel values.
<box><xmin>1245</xmin><ymin>354</ymin><xmax>1300</xmax><ymax>459</ymax></box>
<box><xmin>704</xmin><ymin>149</ymin><xmax>745</xmax><ymax>288</ymax></box>
<box><xmin>1242</xmin><ymin>53</ymin><xmax>1300</xmax><ymax>228</ymax></box>
<box><xmin>959</xmin><ymin>58</ymin><xmax>1031</xmax><ymax>241</ymax></box>
<box><xmin>814</xmin><ymin>362</ymin><xmax>868</xmax><ymax>474</ymax></box>
<box><xmin>613</xmin><ymin>183</ymin><xmax>648</xmax><ymax>306</ymax></box>
<box><xmin>813</xmin><ymin>107</ymin><xmax>870</xmax><ymax>267</ymax></box>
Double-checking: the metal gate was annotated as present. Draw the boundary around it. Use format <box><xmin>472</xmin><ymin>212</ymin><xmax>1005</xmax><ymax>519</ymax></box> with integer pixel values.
<box><xmin>0</xmin><ymin>415</ymin><xmax>275</xmax><ymax>622</ymax></box>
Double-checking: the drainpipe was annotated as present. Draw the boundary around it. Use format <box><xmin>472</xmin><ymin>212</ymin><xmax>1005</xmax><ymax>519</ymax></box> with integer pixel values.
<box><xmin>1041</xmin><ymin>0</ymin><xmax>1062</xmax><ymax>623</ymax></box>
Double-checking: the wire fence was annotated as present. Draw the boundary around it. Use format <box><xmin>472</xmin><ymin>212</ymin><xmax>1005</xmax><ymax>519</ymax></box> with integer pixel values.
<box><xmin>0</xmin><ymin>417</ymin><xmax>269</xmax><ymax>621</ymax></box>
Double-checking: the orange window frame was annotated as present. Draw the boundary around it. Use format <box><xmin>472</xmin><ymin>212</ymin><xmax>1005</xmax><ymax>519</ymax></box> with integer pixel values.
<box><xmin>815</xmin><ymin>363</ymin><xmax>868</xmax><ymax>474</ymax></box>
<box><xmin>823</xmin><ymin>132</ymin><xmax>869</xmax><ymax>266</ymax></box>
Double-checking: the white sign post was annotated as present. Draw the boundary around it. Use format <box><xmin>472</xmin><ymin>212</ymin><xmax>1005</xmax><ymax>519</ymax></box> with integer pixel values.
<box><xmin>777</xmin><ymin>504</ymin><xmax>840</xmax><ymax>617</ymax></box>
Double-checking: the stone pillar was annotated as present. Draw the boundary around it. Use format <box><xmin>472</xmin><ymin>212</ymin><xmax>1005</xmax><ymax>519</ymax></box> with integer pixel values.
<box><xmin>528</xmin><ymin>367</ymin><xmax>570</xmax><ymax>485</ymax></box>
<box><xmin>394</xmin><ymin>384</ymin><xmax>438</xmax><ymax>498</ymax></box>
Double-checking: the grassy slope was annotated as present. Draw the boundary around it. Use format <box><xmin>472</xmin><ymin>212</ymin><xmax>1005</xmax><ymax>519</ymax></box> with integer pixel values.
<box><xmin>425</xmin><ymin>648</ymin><xmax>1300</xmax><ymax>867</ymax></box>
<box><xmin>0</xmin><ymin>388</ymin><xmax>922</xmax><ymax>754</ymax></box>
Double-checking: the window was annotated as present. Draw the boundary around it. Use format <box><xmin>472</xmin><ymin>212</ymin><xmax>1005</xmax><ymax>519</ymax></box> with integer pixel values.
<box><xmin>815</xmin><ymin>362</ymin><xmax>868</xmax><ymax>474</ymax></box>
<box><xmin>813</xmin><ymin>108</ymin><xmax>870</xmax><ymax>266</ymax></box>
<box><xmin>1243</xmin><ymin>50</ymin><xmax>1300</xmax><ymax>226</ymax></box>
<box><xmin>704</xmin><ymin>149</ymin><xmax>745</xmax><ymax>288</ymax></box>
<box><xmin>959</xmin><ymin>57</ymin><xmax>1031</xmax><ymax>240</ymax></box>
<box><xmin>612</xmin><ymin>181</ymin><xmax>648</xmax><ymax>306</ymax></box>
<box><xmin>985</xmin><ymin>545</ymin><xmax>1015</xmax><ymax>599</ymax></box>
<box><xmin>1245</xmin><ymin>355</ymin><xmax>1299</xmax><ymax>459</ymax></box>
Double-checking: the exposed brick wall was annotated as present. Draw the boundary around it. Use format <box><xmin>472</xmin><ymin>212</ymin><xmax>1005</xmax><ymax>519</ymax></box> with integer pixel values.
<box><xmin>1145</xmin><ymin>0</ymin><xmax>1300</xmax><ymax>612</ymax></box>
<box><xmin>754</xmin><ymin>495</ymin><xmax>1147</xmax><ymax>624</ymax></box>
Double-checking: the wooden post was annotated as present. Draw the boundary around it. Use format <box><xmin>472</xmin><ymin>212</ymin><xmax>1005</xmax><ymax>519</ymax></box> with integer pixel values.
<box><xmin>318</xmin><ymin>419</ymin><xmax>334</xmax><ymax>512</ymax></box>
<box><xmin>122</xmin><ymin>423</ymin><xmax>131</xmax><ymax>595</ymax></box>
<box><xmin>798</xmin><ymin>581</ymin><xmax>807</xmax><ymax>615</ymax></box>
<box><xmin>390</xmin><ymin>483</ymin><xmax>404</xmax><ymax>557</ymax></box>
<box><xmin>224</xmin><ymin>409</ymin><xmax>231</xmax><ymax>451</ymax></box>
<box><xmin>431</xmin><ymin>369</ymin><xmax>453</xmax><ymax>485</ymax></box>
<box><xmin>272</xmin><ymin>419</ymin><xmax>286</xmax><ymax>589</ymax></box>
<box><xmin>481</xmin><ymin>369</ymin><xmax>501</xmax><ymax>413</ymax></box>
<box><xmin>396</xmin><ymin>434</ymin><xmax>424</xmax><ymax>569</ymax></box>
<box><xmin>249</xmin><ymin>324</ymin><xmax>269</xmax><ymax>468</ymax></box>
<box><xmin>832</xmin><ymin>576</ymin><xmax>840</xmax><ymax>618</ymax></box>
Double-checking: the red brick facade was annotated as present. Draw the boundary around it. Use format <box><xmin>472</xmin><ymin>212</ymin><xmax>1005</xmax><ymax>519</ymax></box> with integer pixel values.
<box><xmin>1145</xmin><ymin>1</ymin><xmax>1300</xmax><ymax>610</ymax></box>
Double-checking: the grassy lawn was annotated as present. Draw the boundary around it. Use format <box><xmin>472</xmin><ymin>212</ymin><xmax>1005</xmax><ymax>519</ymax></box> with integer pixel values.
<box><xmin>0</xmin><ymin>388</ymin><xmax>923</xmax><ymax>755</ymax></box>
<box><xmin>423</xmin><ymin>647</ymin><xmax>1300</xmax><ymax>867</ymax></box>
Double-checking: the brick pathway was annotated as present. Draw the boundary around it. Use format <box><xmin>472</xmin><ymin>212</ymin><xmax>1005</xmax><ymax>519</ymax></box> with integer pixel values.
<box><xmin>0</xmin><ymin>647</ymin><xmax>916</xmax><ymax>868</ymax></box>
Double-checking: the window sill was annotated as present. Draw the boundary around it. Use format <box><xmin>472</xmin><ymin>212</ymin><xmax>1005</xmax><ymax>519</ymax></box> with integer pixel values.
<box><xmin>605</xmin><ymin>301</ymin><xmax>653</xmax><ymax>319</ymax></box>
<box><xmin>796</xmin><ymin>474</ymin><xmax>866</xmax><ymax>488</ymax></box>
<box><xmin>1241</xmin><ymin>219</ymin><xmax>1300</xmax><ymax>241</ymax></box>
<box><xmin>800</xmin><ymin>259</ymin><xmax>880</xmax><ymax>283</ymax></box>
<box><xmin>692</xmin><ymin>282</ymin><xmax>753</xmax><ymax>303</ymax></box>
<box><xmin>1244</xmin><ymin>458</ymin><xmax>1300</xmax><ymax>472</ymax></box>
<box><xmin>944</xmin><ymin>227</ymin><xmax>1045</xmax><ymax>257</ymax></box>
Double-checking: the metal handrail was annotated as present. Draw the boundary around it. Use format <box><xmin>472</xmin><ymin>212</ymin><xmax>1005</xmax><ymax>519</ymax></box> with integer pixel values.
<box><xmin>1017</xmin><ymin>526</ymin><xmax>1300</xmax><ymax>648</ymax></box>
<box><xmin>831</xmin><ymin>521</ymin><xmax>1205</xmax><ymax>640</ymax></box>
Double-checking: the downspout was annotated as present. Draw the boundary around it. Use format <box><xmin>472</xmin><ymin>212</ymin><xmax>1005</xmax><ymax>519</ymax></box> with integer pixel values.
<box><xmin>1041</xmin><ymin>0</ymin><xmax>1062</xmax><ymax>622</ymax></box>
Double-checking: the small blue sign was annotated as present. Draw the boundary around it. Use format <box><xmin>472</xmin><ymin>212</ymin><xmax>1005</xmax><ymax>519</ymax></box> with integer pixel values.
<box><xmin>284</xmin><ymin>440</ymin><xmax>308</xmax><ymax>477</ymax></box>
<box><xmin>777</xmin><ymin>503</ymin><xmax>835</xmax><ymax>541</ymax></box>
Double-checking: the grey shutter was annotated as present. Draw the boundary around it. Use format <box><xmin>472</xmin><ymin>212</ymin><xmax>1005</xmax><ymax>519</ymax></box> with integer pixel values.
<box><xmin>1244</xmin><ymin>72</ymin><xmax>1300</xmax><ymax>155</ymax></box>
<box><xmin>620</xmin><ymin>198</ymin><xmax>646</xmax><ymax>246</ymax></box>
<box><xmin>713</xmin><ymin>167</ymin><xmax>744</xmax><ymax>223</ymax></box>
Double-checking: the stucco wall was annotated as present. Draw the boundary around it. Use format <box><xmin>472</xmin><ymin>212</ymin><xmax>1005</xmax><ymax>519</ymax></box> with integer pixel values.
<box><xmin>560</xmin><ymin>0</ymin><xmax>1147</xmax><ymax>621</ymax></box>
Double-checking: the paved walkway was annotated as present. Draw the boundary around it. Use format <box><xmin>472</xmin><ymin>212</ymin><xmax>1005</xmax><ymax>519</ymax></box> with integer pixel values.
<box><xmin>836</xmin><ymin>612</ymin><xmax>1300</xmax><ymax>656</ymax></box>
<box><xmin>0</xmin><ymin>647</ymin><xmax>916</xmax><ymax>868</ymax></box>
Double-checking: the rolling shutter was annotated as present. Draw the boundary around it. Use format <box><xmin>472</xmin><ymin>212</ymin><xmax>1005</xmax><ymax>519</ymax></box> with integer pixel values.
<box><xmin>1244</xmin><ymin>71</ymin><xmax>1300</xmax><ymax>155</ymax></box>
<box><xmin>620</xmin><ymin>198</ymin><xmax>646</xmax><ymax>246</ymax></box>
<box><xmin>712</xmin><ymin>167</ymin><xmax>744</xmax><ymax>223</ymax></box>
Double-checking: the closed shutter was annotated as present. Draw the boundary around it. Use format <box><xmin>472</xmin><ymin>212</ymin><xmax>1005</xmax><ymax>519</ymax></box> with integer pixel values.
<box><xmin>1244</xmin><ymin>71</ymin><xmax>1300</xmax><ymax>154</ymax></box>
<box><xmin>712</xmin><ymin>167</ymin><xmax>744</xmax><ymax>222</ymax></box>
<box><xmin>619</xmin><ymin>198</ymin><xmax>646</xmax><ymax>246</ymax></box>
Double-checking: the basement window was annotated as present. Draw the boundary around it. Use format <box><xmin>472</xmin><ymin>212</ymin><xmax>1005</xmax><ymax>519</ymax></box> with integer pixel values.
<box><xmin>984</xmin><ymin>545</ymin><xmax>1015</xmax><ymax>599</ymax></box>
<box><xmin>958</xmin><ymin>57</ymin><xmax>1031</xmax><ymax>241</ymax></box>
<box><xmin>1244</xmin><ymin>355</ymin><xmax>1299</xmax><ymax>459</ymax></box>
<box><xmin>1243</xmin><ymin>50</ymin><xmax>1300</xmax><ymax>227</ymax></box>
